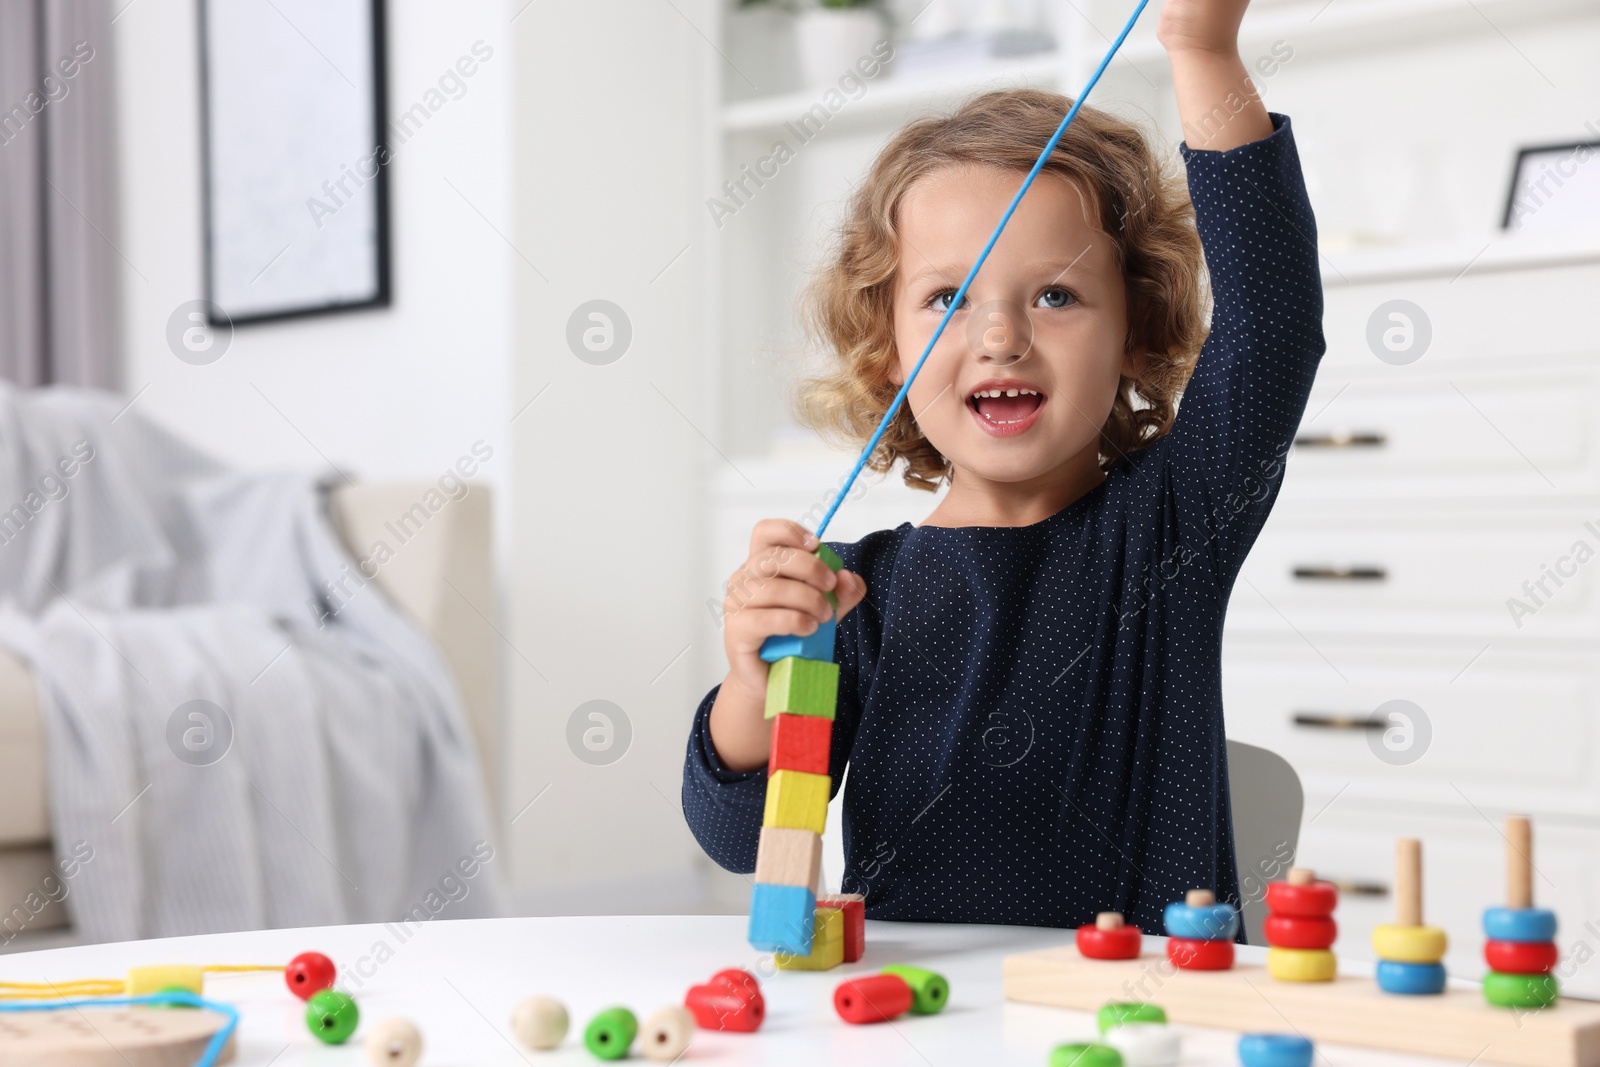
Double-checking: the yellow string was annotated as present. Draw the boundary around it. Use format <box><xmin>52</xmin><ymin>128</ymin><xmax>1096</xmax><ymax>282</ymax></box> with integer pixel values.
<box><xmin>0</xmin><ymin>964</ymin><xmax>283</xmax><ymax>999</ymax></box>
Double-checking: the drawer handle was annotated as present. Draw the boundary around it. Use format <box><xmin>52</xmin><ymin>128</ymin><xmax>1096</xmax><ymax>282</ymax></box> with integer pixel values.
<box><xmin>1294</xmin><ymin>430</ymin><xmax>1387</xmax><ymax>449</ymax></box>
<box><xmin>1293</xmin><ymin>712</ymin><xmax>1384</xmax><ymax>731</ymax></box>
<box><xmin>1292</xmin><ymin>565</ymin><xmax>1387</xmax><ymax>582</ymax></box>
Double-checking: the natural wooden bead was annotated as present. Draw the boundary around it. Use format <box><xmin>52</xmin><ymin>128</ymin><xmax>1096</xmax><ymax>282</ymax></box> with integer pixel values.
<box><xmin>511</xmin><ymin>995</ymin><xmax>569</xmax><ymax>1051</ymax></box>
<box><xmin>640</xmin><ymin>1005</ymin><xmax>694</xmax><ymax>1061</ymax></box>
<box><xmin>364</xmin><ymin>1018</ymin><xmax>423</xmax><ymax>1067</ymax></box>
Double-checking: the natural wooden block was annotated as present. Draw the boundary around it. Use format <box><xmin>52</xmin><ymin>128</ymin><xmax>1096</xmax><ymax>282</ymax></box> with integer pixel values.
<box><xmin>1003</xmin><ymin>943</ymin><xmax>1600</xmax><ymax>1067</ymax></box>
<box><xmin>763</xmin><ymin>770</ymin><xmax>830</xmax><ymax>834</ymax></box>
<box><xmin>769</xmin><ymin>712</ymin><xmax>832</xmax><ymax>776</ymax></box>
<box><xmin>754</xmin><ymin>826</ymin><xmax>822</xmax><ymax>889</ymax></box>
<box><xmin>764</xmin><ymin>657</ymin><xmax>838</xmax><ymax>720</ymax></box>
<box><xmin>776</xmin><ymin>907</ymin><xmax>844</xmax><ymax>971</ymax></box>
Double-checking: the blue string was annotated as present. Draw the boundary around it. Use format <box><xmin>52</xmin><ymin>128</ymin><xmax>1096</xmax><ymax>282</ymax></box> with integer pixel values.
<box><xmin>812</xmin><ymin>0</ymin><xmax>1152</xmax><ymax>539</ymax></box>
<box><xmin>0</xmin><ymin>992</ymin><xmax>239</xmax><ymax>1067</ymax></box>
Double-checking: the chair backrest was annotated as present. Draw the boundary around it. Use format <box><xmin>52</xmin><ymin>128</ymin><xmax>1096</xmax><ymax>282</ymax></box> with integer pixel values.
<box><xmin>1226</xmin><ymin>738</ymin><xmax>1304</xmax><ymax>945</ymax></box>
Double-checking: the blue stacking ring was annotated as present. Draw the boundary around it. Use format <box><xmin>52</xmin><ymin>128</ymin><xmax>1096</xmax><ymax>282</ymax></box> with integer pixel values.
<box><xmin>1238</xmin><ymin>1033</ymin><xmax>1314</xmax><ymax>1067</ymax></box>
<box><xmin>1483</xmin><ymin>906</ymin><xmax>1557</xmax><ymax>943</ymax></box>
<box><xmin>1163</xmin><ymin>900</ymin><xmax>1239</xmax><ymax>941</ymax></box>
<box><xmin>1375</xmin><ymin>959</ymin><xmax>1447</xmax><ymax>995</ymax></box>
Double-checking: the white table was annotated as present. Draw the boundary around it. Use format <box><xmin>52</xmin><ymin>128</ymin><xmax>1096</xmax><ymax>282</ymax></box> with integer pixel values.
<box><xmin>0</xmin><ymin>916</ymin><xmax>1458</xmax><ymax>1065</ymax></box>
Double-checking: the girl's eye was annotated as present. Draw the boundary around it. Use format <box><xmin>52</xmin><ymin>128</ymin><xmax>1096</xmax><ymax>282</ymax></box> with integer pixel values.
<box><xmin>927</xmin><ymin>289</ymin><xmax>969</xmax><ymax>312</ymax></box>
<box><xmin>1037</xmin><ymin>287</ymin><xmax>1078</xmax><ymax>309</ymax></box>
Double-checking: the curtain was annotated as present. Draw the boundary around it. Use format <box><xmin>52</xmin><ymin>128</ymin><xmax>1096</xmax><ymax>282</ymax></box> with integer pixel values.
<box><xmin>0</xmin><ymin>0</ymin><xmax>121</xmax><ymax>389</ymax></box>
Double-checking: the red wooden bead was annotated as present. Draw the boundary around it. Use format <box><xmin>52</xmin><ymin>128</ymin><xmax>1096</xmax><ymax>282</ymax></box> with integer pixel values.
<box><xmin>1264</xmin><ymin>880</ymin><xmax>1338</xmax><ymax>918</ymax></box>
<box><xmin>768</xmin><ymin>713</ymin><xmax>832</xmax><ymax>776</ymax></box>
<box><xmin>1485</xmin><ymin>939</ymin><xmax>1559</xmax><ymax>975</ymax></box>
<box><xmin>818</xmin><ymin>894</ymin><xmax>866</xmax><ymax>963</ymax></box>
<box><xmin>834</xmin><ymin>974</ymin><xmax>913</xmax><ymax>1024</ymax></box>
<box><xmin>1076</xmin><ymin>923</ymin><xmax>1143</xmax><ymax>960</ymax></box>
<box><xmin>1264</xmin><ymin>914</ymin><xmax>1337</xmax><ymax>950</ymax></box>
<box><xmin>685</xmin><ymin>974</ymin><xmax>764</xmax><ymax>1032</ymax></box>
<box><xmin>284</xmin><ymin>952</ymin><xmax>336</xmax><ymax>1000</ymax></box>
<box><xmin>1167</xmin><ymin>936</ymin><xmax>1234</xmax><ymax>971</ymax></box>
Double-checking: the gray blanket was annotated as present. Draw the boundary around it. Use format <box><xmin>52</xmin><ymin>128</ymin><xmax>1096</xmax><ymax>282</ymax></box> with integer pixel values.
<box><xmin>0</xmin><ymin>384</ymin><xmax>507</xmax><ymax>941</ymax></box>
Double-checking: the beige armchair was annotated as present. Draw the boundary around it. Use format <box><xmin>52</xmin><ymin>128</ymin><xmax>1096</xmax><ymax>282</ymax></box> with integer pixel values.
<box><xmin>0</xmin><ymin>483</ymin><xmax>500</xmax><ymax>946</ymax></box>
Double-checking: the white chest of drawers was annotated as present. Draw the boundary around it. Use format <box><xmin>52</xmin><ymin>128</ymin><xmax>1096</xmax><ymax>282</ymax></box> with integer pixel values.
<box><xmin>1221</xmin><ymin>233</ymin><xmax>1600</xmax><ymax>994</ymax></box>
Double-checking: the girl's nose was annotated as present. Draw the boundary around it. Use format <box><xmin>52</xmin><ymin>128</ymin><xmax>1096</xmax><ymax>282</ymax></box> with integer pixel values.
<box><xmin>965</xmin><ymin>299</ymin><xmax>1033</xmax><ymax>364</ymax></box>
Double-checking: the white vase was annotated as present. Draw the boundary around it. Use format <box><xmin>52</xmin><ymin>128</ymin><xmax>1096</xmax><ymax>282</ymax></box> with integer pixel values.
<box><xmin>794</xmin><ymin>7</ymin><xmax>889</xmax><ymax>87</ymax></box>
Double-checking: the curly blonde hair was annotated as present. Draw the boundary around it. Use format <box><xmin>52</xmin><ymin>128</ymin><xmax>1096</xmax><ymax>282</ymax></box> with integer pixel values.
<box><xmin>795</xmin><ymin>88</ymin><xmax>1208</xmax><ymax>491</ymax></box>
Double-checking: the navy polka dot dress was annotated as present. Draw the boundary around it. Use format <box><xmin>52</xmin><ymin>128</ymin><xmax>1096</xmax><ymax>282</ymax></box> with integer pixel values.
<box><xmin>683</xmin><ymin>115</ymin><xmax>1325</xmax><ymax>932</ymax></box>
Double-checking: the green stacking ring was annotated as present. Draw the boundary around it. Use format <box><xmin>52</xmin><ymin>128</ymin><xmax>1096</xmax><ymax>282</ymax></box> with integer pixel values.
<box><xmin>1049</xmin><ymin>1042</ymin><xmax>1124</xmax><ymax>1067</ymax></box>
<box><xmin>583</xmin><ymin>1006</ymin><xmax>638</xmax><ymax>1061</ymax></box>
<box><xmin>880</xmin><ymin>964</ymin><xmax>949</xmax><ymax>1015</ymax></box>
<box><xmin>305</xmin><ymin>989</ymin><xmax>360</xmax><ymax>1045</ymax></box>
<box><xmin>1096</xmin><ymin>1001</ymin><xmax>1167</xmax><ymax>1034</ymax></box>
<box><xmin>1483</xmin><ymin>970</ymin><xmax>1559</xmax><ymax>1008</ymax></box>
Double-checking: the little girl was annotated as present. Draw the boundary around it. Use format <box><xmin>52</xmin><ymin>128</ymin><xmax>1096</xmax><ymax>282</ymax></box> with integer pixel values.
<box><xmin>683</xmin><ymin>0</ymin><xmax>1324</xmax><ymax>933</ymax></box>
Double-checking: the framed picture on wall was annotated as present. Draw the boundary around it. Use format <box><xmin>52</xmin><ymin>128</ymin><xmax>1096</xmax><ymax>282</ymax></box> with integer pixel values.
<box><xmin>199</xmin><ymin>0</ymin><xmax>390</xmax><ymax>325</ymax></box>
<box><xmin>1502</xmin><ymin>140</ymin><xmax>1600</xmax><ymax>234</ymax></box>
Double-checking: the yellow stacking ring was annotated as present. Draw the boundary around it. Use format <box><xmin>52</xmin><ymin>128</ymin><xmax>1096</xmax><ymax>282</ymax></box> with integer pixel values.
<box><xmin>1267</xmin><ymin>947</ymin><xmax>1337</xmax><ymax>982</ymax></box>
<box><xmin>1372</xmin><ymin>924</ymin><xmax>1447</xmax><ymax>964</ymax></box>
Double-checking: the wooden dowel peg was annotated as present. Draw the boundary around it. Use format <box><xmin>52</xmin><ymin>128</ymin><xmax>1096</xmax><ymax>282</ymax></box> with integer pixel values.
<box><xmin>1507</xmin><ymin>814</ymin><xmax>1533</xmax><ymax>910</ymax></box>
<box><xmin>1395</xmin><ymin>838</ymin><xmax>1422</xmax><ymax>927</ymax></box>
<box><xmin>1186</xmin><ymin>889</ymin><xmax>1215</xmax><ymax>907</ymax></box>
<box><xmin>1287</xmin><ymin>867</ymin><xmax>1315</xmax><ymax>886</ymax></box>
<box><xmin>1096</xmin><ymin>911</ymin><xmax>1124</xmax><ymax>931</ymax></box>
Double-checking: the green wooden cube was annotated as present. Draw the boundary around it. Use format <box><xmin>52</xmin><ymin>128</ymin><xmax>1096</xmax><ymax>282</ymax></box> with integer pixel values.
<box><xmin>765</xmin><ymin>657</ymin><xmax>838</xmax><ymax>720</ymax></box>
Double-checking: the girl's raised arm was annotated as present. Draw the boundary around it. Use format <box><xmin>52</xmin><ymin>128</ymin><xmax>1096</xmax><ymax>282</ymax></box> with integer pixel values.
<box><xmin>1158</xmin><ymin>0</ymin><xmax>1273</xmax><ymax>152</ymax></box>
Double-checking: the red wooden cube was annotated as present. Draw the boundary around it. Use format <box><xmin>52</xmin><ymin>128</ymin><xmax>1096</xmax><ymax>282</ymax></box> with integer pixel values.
<box><xmin>818</xmin><ymin>893</ymin><xmax>866</xmax><ymax>963</ymax></box>
<box><xmin>769</xmin><ymin>712</ymin><xmax>832</xmax><ymax>776</ymax></box>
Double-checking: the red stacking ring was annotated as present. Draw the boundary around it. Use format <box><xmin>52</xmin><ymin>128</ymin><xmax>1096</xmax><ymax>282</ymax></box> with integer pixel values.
<box><xmin>834</xmin><ymin>974</ymin><xmax>914</xmax><ymax>1025</ymax></box>
<box><xmin>1263</xmin><ymin>914</ymin><xmax>1337</xmax><ymax>950</ymax></box>
<box><xmin>1167</xmin><ymin>936</ymin><xmax>1234</xmax><ymax>971</ymax></box>
<box><xmin>1484</xmin><ymin>939</ymin><xmax>1559</xmax><ymax>975</ymax></box>
<box><xmin>1265</xmin><ymin>880</ymin><xmax>1338</xmax><ymax>918</ymax></box>
<box><xmin>1077</xmin><ymin>922</ymin><xmax>1143</xmax><ymax>960</ymax></box>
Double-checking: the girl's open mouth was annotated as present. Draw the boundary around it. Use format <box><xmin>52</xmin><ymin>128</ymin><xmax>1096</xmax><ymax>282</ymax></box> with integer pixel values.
<box><xmin>968</xmin><ymin>383</ymin><xmax>1046</xmax><ymax>438</ymax></box>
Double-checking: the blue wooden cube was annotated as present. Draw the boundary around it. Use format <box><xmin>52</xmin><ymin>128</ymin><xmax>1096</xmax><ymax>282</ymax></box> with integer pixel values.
<box><xmin>759</xmin><ymin>619</ymin><xmax>837</xmax><ymax>664</ymax></box>
<box><xmin>749</xmin><ymin>883</ymin><xmax>816</xmax><ymax>955</ymax></box>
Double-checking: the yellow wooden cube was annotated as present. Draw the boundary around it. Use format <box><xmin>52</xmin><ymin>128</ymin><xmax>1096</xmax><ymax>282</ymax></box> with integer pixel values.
<box><xmin>763</xmin><ymin>770</ymin><xmax>829</xmax><ymax>835</ymax></box>
<box><xmin>776</xmin><ymin>907</ymin><xmax>844</xmax><ymax>971</ymax></box>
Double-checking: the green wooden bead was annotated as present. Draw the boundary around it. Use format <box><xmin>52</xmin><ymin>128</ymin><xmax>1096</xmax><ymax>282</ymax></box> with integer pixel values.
<box><xmin>1483</xmin><ymin>970</ymin><xmax>1559</xmax><ymax>1008</ymax></box>
<box><xmin>1096</xmin><ymin>1001</ymin><xmax>1167</xmax><ymax>1034</ymax></box>
<box><xmin>583</xmin><ymin>1006</ymin><xmax>638</xmax><ymax>1061</ymax></box>
<box><xmin>816</xmin><ymin>544</ymin><xmax>842</xmax><ymax>609</ymax></box>
<box><xmin>306</xmin><ymin>989</ymin><xmax>360</xmax><ymax>1045</ymax></box>
<box><xmin>1049</xmin><ymin>1042</ymin><xmax>1124</xmax><ymax>1067</ymax></box>
<box><xmin>879</xmin><ymin>964</ymin><xmax>948</xmax><ymax>1015</ymax></box>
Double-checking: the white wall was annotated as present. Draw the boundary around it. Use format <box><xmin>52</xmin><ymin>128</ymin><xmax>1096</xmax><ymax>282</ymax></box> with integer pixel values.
<box><xmin>507</xmin><ymin>0</ymin><xmax>729</xmax><ymax>910</ymax></box>
<box><xmin>113</xmin><ymin>0</ymin><xmax>516</xmax><ymax>535</ymax></box>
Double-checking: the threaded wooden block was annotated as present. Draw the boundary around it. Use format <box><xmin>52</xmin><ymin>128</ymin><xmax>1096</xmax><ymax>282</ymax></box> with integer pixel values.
<box><xmin>764</xmin><ymin>658</ymin><xmax>838</xmax><ymax>721</ymax></box>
